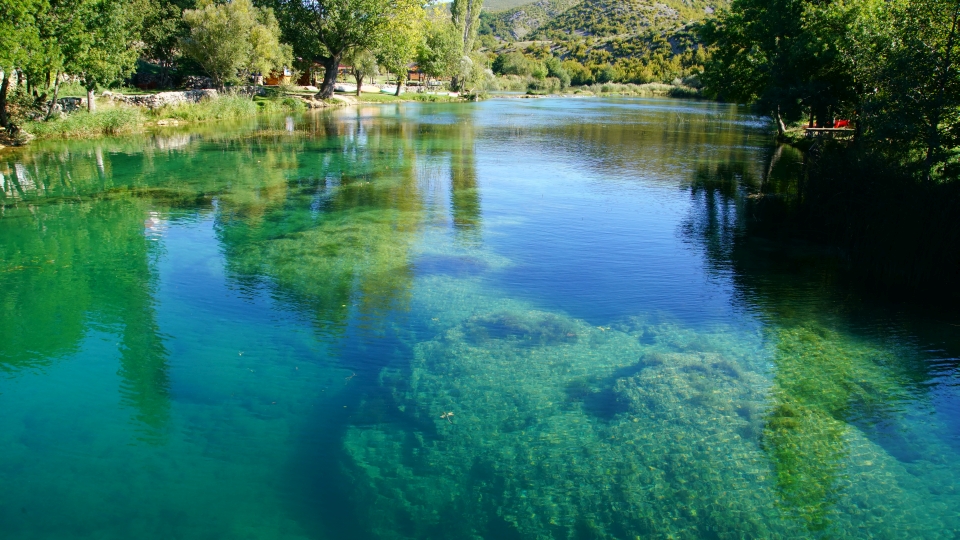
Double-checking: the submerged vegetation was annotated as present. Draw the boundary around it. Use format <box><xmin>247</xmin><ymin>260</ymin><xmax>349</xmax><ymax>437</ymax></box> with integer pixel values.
<box><xmin>3</xmin><ymin>91</ymin><xmax>960</xmax><ymax>539</ymax></box>
<box><xmin>343</xmin><ymin>307</ymin><xmax>948</xmax><ymax>538</ymax></box>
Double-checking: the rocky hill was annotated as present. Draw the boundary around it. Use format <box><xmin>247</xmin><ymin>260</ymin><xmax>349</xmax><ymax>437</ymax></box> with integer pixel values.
<box><xmin>482</xmin><ymin>0</ymin><xmax>725</xmax><ymax>42</ymax></box>
<box><xmin>483</xmin><ymin>0</ymin><xmax>543</xmax><ymax>11</ymax></box>
<box><xmin>536</xmin><ymin>0</ymin><xmax>722</xmax><ymax>38</ymax></box>
<box><xmin>481</xmin><ymin>0</ymin><xmax>582</xmax><ymax>40</ymax></box>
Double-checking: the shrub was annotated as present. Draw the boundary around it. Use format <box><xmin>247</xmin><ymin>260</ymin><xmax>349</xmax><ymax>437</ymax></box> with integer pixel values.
<box><xmin>492</xmin><ymin>52</ymin><xmax>534</xmax><ymax>77</ymax></box>
<box><xmin>594</xmin><ymin>64</ymin><xmax>623</xmax><ymax>84</ymax></box>
<box><xmin>544</xmin><ymin>57</ymin><xmax>570</xmax><ymax>89</ymax></box>
<box><xmin>530</xmin><ymin>61</ymin><xmax>549</xmax><ymax>80</ymax></box>
<box><xmin>152</xmin><ymin>95</ymin><xmax>258</xmax><ymax>122</ymax></box>
<box><xmin>258</xmin><ymin>96</ymin><xmax>307</xmax><ymax>114</ymax></box>
<box><xmin>493</xmin><ymin>75</ymin><xmax>529</xmax><ymax>92</ymax></box>
<box><xmin>563</xmin><ymin>60</ymin><xmax>594</xmax><ymax>86</ymax></box>
<box><xmin>24</xmin><ymin>107</ymin><xmax>145</xmax><ymax>139</ymax></box>
<box><xmin>527</xmin><ymin>77</ymin><xmax>561</xmax><ymax>95</ymax></box>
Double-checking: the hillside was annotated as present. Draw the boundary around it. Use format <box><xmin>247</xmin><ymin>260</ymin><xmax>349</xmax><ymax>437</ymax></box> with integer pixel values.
<box><xmin>484</xmin><ymin>0</ymin><xmax>541</xmax><ymax>11</ymax></box>
<box><xmin>482</xmin><ymin>0</ymin><xmax>726</xmax><ymax>43</ymax></box>
<box><xmin>481</xmin><ymin>0</ymin><xmax>582</xmax><ymax>40</ymax></box>
<box><xmin>536</xmin><ymin>0</ymin><xmax>723</xmax><ymax>38</ymax></box>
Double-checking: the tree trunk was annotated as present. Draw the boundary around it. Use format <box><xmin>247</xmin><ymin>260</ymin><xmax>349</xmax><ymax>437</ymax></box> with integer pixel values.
<box><xmin>775</xmin><ymin>106</ymin><xmax>786</xmax><ymax>136</ymax></box>
<box><xmin>46</xmin><ymin>71</ymin><xmax>62</xmax><ymax>120</ymax></box>
<box><xmin>0</xmin><ymin>74</ymin><xmax>10</xmax><ymax>129</ymax></box>
<box><xmin>355</xmin><ymin>73</ymin><xmax>363</xmax><ymax>96</ymax></box>
<box><xmin>317</xmin><ymin>54</ymin><xmax>342</xmax><ymax>100</ymax></box>
<box><xmin>87</xmin><ymin>87</ymin><xmax>96</xmax><ymax>113</ymax></box>
<box><xmin>394</xmin><ymin>74</ymin><xmax>404</xmax><ymax>97</ymax></box>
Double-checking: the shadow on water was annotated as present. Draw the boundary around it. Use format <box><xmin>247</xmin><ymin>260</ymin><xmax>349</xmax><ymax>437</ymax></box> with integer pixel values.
<box><xmin>681</xmin><ymin>146</ymin><xmax>960</xmax><ymax>533</ymax></box>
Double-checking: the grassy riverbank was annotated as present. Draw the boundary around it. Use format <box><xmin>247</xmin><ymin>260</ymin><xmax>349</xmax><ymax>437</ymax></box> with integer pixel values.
<box><xmin>18</xmin><ymin>95</ymin><xmax>311</xmax><ymax>141</ymax></box>
<box><xmin>12</xmin><ymin>90</ymin><xmax>476</xmax><ymax>143</ymax></box>
<box><xmin>492</xmin><ymin>75</ymin><xmax>701</xmax><ymax>98</ymax></box>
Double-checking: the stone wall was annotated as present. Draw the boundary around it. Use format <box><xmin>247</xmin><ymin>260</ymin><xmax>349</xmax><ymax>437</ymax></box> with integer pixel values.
<box><xmin>104</xmin><ymin>87</ymin><xmax>268</xmax><ymax>109</ymax></box>
<box><xmin>105</xmin><ymin>89</ymin><xmax>219</xmax><ymax>109</ymax></box>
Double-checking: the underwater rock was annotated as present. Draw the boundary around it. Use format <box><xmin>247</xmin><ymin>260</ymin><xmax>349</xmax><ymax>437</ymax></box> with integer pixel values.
<box><xmin>341</xmin><ymin>313</ymin><xmax>956</xmax><ymax>539</ymax></box>
<box><xmin>463</xmin><ymin>311</ymin><xmax>579</xmax><ymax>347</ymax></box>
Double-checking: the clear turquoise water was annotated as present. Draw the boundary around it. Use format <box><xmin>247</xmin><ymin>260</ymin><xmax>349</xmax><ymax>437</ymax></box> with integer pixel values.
<box><xmin>1</xmin><ymin>98</ymin><xmax>959</xmax><ymax>539</ymax></box>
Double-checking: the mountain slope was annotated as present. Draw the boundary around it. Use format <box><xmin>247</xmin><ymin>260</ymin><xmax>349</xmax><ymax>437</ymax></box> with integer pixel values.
<box><xmin>481</xmin><ymin>0</ymin><xmax>582</xmax><ymax>40</ymax></box>
<box><xmin>484</xmin><ymin>0</ymin><xmax>543</xmax><ymax>11</ymax></box>
<box><xmin>536</xmin><ymin>0</ymin><xmax>723</xmax><ymax>38</ymax></box>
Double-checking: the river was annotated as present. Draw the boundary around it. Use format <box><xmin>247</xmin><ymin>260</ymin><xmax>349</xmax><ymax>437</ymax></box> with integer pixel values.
<box><xmin>1</xmin><ymin>98</ymin><xmax>959</xmax><ymax>539</ymax></box>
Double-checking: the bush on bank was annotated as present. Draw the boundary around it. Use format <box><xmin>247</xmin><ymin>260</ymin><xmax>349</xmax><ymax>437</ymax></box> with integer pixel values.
<box><xmin>24</xmin><ymin>108</ymin><xmax>146</xmax><ymax>138</ymax></box>
<box><xmin>18</xmin><ymin>94</ymin><xmax>312</xmax><ymax>140</ymax></box>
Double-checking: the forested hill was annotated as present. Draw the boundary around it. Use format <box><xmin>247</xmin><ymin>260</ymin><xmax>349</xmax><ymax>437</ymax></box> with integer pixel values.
<box><xmin>481</xmin><ymin>0</ymin><xmax>581</xmax><ymax>40</ymax></box>
<box><xmin>482</xmin><ymin>0</ymin><xmax>727</xmax><ymax>42</ymax></box>
<box><xmin>536</xmin><ymin>0</ymin><xmax>724</xmax><ymax>38</ymax></box>
<box><xmin>484</xmin><ymin>0</ymin><xmax>542</xmax><ymax>11</ymax></box>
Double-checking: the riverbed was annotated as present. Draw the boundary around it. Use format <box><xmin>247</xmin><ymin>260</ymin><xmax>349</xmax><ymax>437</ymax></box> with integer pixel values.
<box><xmin>1</xmin><ymin>98</ymin><xmax>958</xmax><ymax>539</ymax></box>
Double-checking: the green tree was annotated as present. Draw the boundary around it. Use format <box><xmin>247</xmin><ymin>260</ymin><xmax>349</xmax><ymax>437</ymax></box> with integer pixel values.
<box><xmin>450</xmin><ymin>0</ymin><xmax>483</xmax><ymax>91</ymax></box>
<box><xmin>0</xmin><ymin>0</ymin><xmax>42</xmax><ymax>127</ymax></box>
<box><xmin>491</xmin><ymin>52</ymin><xmax>533</xmax><ymax>77</ymax></box>
<box><xmin>376</xmin><ymin>1</ymin><xmax>425</xmax><ymax>96</ymax></box>
<box><xmin>263</xmin><ymin>0</ymin><xmax>399</xmax><ymax>98</ymax></box>
<box><xmin>544</xmin><ymin>56</ymin><xmax>570</xmax><ymax>88</ymax></box>
<box><xmin>181</xmin><ymin>0</ymin><xmax>291</xmax><ymax>89</ymax></box>
<box><xmin>458</xmin><ymin>52</ymin><xmax>493</xmax><ymax>96</ymax></box>
<box><xmin>866</xmin><ymin>0</ymin><xmax>960</xmax><ymax>180</ymax></box>
<box><xmin>69</xmin><ymin>0</ymin><xmax>147</xmax><ymax>112</ymax></box>
<box><xmin>701</xmin><ymin>0</ymin><xmax>866</xmax><ymax>134</ymax></box>
<box><xmin>343</xmin><ymin>48</ymin><xmax>378</xmax><ymax>96</ymax></box>
<box><xmin>140</xmin><ymin>0</ymin><xmax>196</xmax><ymax>87</ymax></box>
<box><xmin>562</xmin><ymin>59</ymin><xmax>593</xmax><ymax>86</ymax></box>
<box><xmin>417</xmin><ymin>13</ymin><xmax>463</xmax><ymax>82</ymax></box>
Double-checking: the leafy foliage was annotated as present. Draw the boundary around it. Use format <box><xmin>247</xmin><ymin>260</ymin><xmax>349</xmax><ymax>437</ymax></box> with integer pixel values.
<box><xmin>181</xmin><ymin>0</ymin><xmax>291</xmax><ymax>88</ymax></box>
<box><xmin>263</xmin><ymin>0</ymin><xmax>401</xmax><ymax>97</ymax></box>
<box><xmin>417</xmin><ymin>10</ymin><xmax>464</xmax><ymax>80</ymax></box>
<box><xmin>702</xmin><ymin>0</ymin><xmax>960</xmax><ymax>180</ymax></box>
<box><xmin>343</xmin><ymin>48</ymin><xmax>379</xmax><ymax>95</ymax></box>
<box><xmin>375</xmin><ymin>1</ymin><xmax>425</xmax><ymax>95</ymax></box>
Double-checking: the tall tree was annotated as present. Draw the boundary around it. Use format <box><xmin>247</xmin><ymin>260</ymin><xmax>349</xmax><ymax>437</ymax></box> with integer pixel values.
<box><xmin>869</xmin><ymin>0</ymin><xmax>960</xmax><ymax>180</ymax></box>
<box><xmin>417</xmin><ymin>11</ymin><xmax>462</xmax><ymax>83</ymax></box>
<box><xmin>140</xmin><ymin>0</ymin><xmax>196</xmax><ymax>86</ymax></box>
<box><xmin>182</xmin><ymin>0</ymin><xmax>291</xmax><ymax>89</ymax></box>
<box><xmin>67</xmin><ymin>0</ymin><xmax>148</xmax><ymax>112</ymax></box>
<box><xmin>701</xmin><ymin>0</ymin><xmax>865</xmax><ymax>133</ymax></box>
<box><xmin>343</xmin><ymin>48</ymin><xmax>378</xmax><ymax>96</ymax></box>
<box><xmin>262</xmin><ymin>0</ymin><xmax>397</xmax><ymax>98</ymax></box>
<box><xmin>450</xmin><ymin>0</ymin><xmax>482</xmax><ymax>91</ymax></box>
<box><xmin>0</xmin><ymin>0</ymin><xmax>42</xmax><ymax>127</ymax></box>
<box><xmin>376</xmin><ymin>1</ymin><xmax>425</xmax><ymax>96</ymax></box>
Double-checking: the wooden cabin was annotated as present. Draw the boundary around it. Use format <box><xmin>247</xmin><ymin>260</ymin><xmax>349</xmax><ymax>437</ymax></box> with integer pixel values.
<box><xmin>408</xmin><ymin>64</ymin><xmax>426</xmax><ymax>84</ymax></box>
<box><xmin>265</xmin><ymin>67</ymin><xmax>292</xmax><ymax>86</ymax></box>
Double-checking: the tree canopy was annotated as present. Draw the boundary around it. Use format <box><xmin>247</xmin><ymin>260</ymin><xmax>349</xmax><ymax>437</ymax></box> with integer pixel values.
<box><xmin>182</xmin><ymin>0</ymin><xmax>291</xmax><ymax>89</ymax></box>
<box><xmin>702</xmin><ymin>0</ymin><xmax>960</xmax><ymax>180</ymax></box>
<box><xmin>262</xmin><ymin>0</ymin><xmax>403</xmax><ymax>98</ymax></box>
